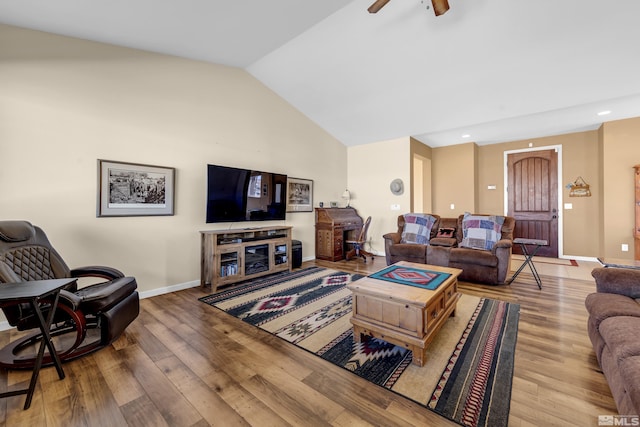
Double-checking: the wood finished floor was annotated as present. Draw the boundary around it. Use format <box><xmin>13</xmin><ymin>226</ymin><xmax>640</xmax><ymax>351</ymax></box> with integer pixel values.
<box><xmin>0</xmin><ymin>257</ymin><xmax>617</xmax><ymax>426</ymax></box>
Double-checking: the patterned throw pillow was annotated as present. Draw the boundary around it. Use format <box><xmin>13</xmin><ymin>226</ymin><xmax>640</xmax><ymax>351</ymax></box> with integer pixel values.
<box><xmin>401</xmin><ymin>214</ymin><xmax>437</xmax><ymax>244</ymax></box>
<box><xmin>459</xmin><ymin>212</ymin><xmax>505</xmax><ymax>250</ymax></box>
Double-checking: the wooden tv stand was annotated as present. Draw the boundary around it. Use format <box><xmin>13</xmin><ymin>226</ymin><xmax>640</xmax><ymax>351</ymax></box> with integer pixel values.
<box><xmin>200</xmin><ymin>226</ymin><xmax>292</xmax><ymax>292</ymax></box>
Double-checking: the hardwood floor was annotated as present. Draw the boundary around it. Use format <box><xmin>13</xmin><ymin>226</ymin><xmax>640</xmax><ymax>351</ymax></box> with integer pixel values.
<box><xmin>0</xmin><ymin>257</ymin><xmax>617</xmax><ymax>426</ymax></box>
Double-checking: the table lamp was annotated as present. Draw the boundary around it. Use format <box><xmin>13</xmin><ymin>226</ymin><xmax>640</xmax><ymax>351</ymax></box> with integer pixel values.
<box><xmin>342</xmin><ymin>190</ymin><xmax>351</xmax><ymax>207</ymax></box>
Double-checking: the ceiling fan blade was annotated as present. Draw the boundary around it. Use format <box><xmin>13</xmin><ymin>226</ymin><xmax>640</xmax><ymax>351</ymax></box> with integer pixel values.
<box><xmin>368</xmin><ymin>0</ymin><xmax>391</xmax><ymax>13</ymax></box>
<box><xmin>368</xmin><ymin>0</ymin><xmax>450</xmax><ymax>16</ymax></box>
<box><xmin>431</xmin><ymin>0</ymin><xmax>450</xmax><ymax>16</ymax></box>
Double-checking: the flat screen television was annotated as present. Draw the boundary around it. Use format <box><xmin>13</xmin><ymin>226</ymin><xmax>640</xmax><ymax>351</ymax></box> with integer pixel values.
<box><xmin>206</xmin><ymin>164</ymin><xmax>287</xmax><ymax>223</ymax></box>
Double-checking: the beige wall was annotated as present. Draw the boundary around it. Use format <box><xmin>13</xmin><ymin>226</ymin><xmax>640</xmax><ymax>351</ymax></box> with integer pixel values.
<box><xmin>431</xmin><ymin>143</ymin><xmax>477</xmax><ymax>216</ymax></box>
<box><xmin>601</xmin><ymin>117</ymin><xmax>640</xmax><ymax>259</ymax></box>
<box><xmin>473</xmin><ymin>131</ymin><xmax>602</xmax><ymax>257</ymax></box>
<box><xmin>598</xmin><ymin>125</ymin><xmax>606</xmax><ymax>256</ymax></box>
<box><xmin>410</xmin><ymin>137</ymin><xmax>432</xmax><ymax>212</ymax></box>
<box><xmin>557</xmin><ymin>132</ymin><xmax>601</xmax><ymax>257</ymax></box>
<box><xmin>0</xmin><ymin>24</ymin><xmax>347</xmax><ymax>294</ymax></box>
<box><xmin>347</xmin><ymin>138</ymin><xmax>411</xmax><ymax>255</ymax></box>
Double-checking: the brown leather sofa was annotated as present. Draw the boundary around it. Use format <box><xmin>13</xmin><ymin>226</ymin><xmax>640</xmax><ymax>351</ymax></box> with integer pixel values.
<box><xmin>586</xmin><ymin>267</ymin><xmax>640</xmax><ymax>415</ymax></box>
<box><xmin>383</xmin><ymin>214</ymin><xmax>516</xmax><ymax>285</ymax></box>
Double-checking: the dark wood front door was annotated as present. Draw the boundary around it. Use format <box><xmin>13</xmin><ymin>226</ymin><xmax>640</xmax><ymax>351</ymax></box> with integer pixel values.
<box><xmin>507</xmin><ymin>149</ymin><xmax>559</xmax><ymax>257</ymax></box>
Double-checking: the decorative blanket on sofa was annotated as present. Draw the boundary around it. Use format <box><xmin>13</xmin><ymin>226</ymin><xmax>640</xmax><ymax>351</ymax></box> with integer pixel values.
<box><xmin>401</xmin><ymin>213</ymin><xmax>437</xmax><ymax>244</ymax></box>
<box><xmin>459</xmin><ymin>212</ymin><xmax>505</xmax><ymax>250</ymax></box>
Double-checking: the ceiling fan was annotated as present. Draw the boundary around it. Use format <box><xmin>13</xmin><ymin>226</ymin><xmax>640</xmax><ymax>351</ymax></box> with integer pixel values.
<box><xmin>368</xmin><ymin>0</ymin><xmax>450</xmax><ymax>16</ymax></box>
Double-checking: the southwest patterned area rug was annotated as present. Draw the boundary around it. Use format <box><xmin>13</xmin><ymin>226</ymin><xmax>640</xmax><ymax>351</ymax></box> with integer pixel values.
<box><xmin>199</xmin><ymin>267</ymin><xmax>520</xmax><ymax>427</ymax></box>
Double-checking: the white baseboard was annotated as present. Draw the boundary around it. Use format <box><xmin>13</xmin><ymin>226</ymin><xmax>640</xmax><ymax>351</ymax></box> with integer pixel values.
<box><xmin>561</xmin><ymin>255</ymin><xmax>600</xmax><ymax>263</ymax></box>
<box><xmin>138</xmin><ymin>280</ymin><xmax>200</xmax><ymax>299</ymax></box>
<box><xmin>0</xmin><ymin>280</ymin><xmax>201</xmax><ymax>332</ymax></box>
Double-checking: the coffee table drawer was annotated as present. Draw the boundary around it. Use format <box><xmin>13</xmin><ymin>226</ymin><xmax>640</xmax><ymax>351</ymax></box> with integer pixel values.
<box><xmin>353</xmin><ymin>294</ymin><xmax>424</xmax><ymax>338</ymax></box>
<box><xmin>425</xmin><ymin>292</ymin><xmax>444</xmax><ymax>331</ymax></box>
<box><xmin>443</xmin><ymin>279</ymin><xmax>458</xmax><ymax>306</ymax></box>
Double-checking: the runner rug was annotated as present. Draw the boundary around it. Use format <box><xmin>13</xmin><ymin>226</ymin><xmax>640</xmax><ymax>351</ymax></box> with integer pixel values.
<box><xmin>199</xmin><ymin>267</ymin><xmax>520</xmax><ymax>427</ymax></box>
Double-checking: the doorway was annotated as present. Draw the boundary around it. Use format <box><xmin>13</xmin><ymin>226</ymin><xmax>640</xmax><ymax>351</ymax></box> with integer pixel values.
<box><xmin>505</xmin><ymin>147</ymin><xmax>562</xmax><ymax>257</ymax></box>
<box><xmin>412</xmin><ymin>154</ymin><xmax>431</xmax><ymax>213</ymax></box>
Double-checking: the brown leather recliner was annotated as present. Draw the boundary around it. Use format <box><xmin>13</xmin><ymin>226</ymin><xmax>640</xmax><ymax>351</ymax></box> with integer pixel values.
<box><xmin>0</xmin><ymin>220</ymin><xmax>139</xmax><ymax>368</ymax></box>
<box><xmin>383</xmin><ymin>214</ymin><xmax>515</xmax><ymax>285</ymax></box>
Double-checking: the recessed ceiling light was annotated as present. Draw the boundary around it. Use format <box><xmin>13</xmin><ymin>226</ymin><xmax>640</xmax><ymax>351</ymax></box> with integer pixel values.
<box><xmin>597</xmin><ymin>110</ymin><xmax>611</xmax><ymax>116</ymax></box>
<box><xmin>462</xmin><ymin>134</ymin><xmax>471</xmax><ymax>138</ymax></box>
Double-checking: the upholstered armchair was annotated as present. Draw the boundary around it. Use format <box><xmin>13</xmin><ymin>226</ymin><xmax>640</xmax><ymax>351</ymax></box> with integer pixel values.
<box><xmin>0</xmin><ymin>220</ymin><xmax>139</xmax><ymax>368</ymax></box>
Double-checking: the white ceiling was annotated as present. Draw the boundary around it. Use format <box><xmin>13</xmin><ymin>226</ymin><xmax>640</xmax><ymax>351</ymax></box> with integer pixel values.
<box><xmin>2</xmin><ymin>0</ymin><xmax>640</xmax><ymax>147</ymax></box>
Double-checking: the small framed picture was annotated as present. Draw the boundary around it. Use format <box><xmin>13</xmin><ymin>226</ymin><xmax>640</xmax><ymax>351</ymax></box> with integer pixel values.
<box><xmin>97</xmin><ymin>159</ymin><xmax>175</xmax><ymax>217</ymax></box>
<box><xmin>286</xmin><ymin>177</ymin><xmax>313</xmax><ymax>212</ymax></box>
<box><xmin>330</xmin><ymin>201</ymin><xmax>338</xmax><ymax>208</ymax></box>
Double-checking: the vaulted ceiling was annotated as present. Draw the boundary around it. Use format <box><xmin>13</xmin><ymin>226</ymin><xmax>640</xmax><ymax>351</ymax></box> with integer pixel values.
<box><xmin>2</xmin><ymin>0</ymin><xmax>640</xmax><ymax>147</ymax></box>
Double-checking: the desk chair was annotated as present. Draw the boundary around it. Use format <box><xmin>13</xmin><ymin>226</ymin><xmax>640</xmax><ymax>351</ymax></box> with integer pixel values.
<box><xmin>346</xmin><ymin>216</ymin><xmax>374</xmax><ymax>263</ymax></box>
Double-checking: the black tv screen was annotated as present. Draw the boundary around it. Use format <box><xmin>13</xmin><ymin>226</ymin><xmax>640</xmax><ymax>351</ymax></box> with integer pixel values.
<box><xmin>206</xmin><ymin>164</ymin><xmax>287</xmax><ymax>223</ymax></box>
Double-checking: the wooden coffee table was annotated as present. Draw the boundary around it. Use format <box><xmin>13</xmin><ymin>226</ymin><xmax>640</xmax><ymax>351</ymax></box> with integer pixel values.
<box><xmin>346</xmin><ymin>261</ymin><xmax>462</xmax><ymax>366</ymax></box>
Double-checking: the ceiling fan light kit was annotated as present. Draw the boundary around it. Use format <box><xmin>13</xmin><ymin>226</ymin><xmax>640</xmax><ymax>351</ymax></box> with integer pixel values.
<box><xmin>368</xmin><ymin>0</ymin><xmax>449</xmax><ymax>16</ymax></box>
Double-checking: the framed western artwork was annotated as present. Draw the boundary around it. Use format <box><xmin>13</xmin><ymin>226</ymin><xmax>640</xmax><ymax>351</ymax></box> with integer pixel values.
<box><xmin>97</xmin><ymin>159</ymin><xmax>175</xmax><ymax>217</ymax></box>
<box><xmin>286</xmin><ymin>177</ymin><xmax>313</xmax><ymax>212</ymax></box>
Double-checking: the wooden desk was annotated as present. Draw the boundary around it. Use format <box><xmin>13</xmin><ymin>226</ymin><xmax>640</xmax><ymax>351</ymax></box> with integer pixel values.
<box><xmin>0</xmin><ymin>279</ymin><xmax>72</xmax><ymax>409</ymax></box>
<box><xmin>315</xmin><ymin>207</ymin><xmax>363</xmax><ymax>261</ymax></box>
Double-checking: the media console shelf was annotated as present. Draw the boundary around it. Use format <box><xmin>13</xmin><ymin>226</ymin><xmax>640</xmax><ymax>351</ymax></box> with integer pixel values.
<box><xmin>200</xmin><ymin>226</ymin><xmax>292</xmax><ymax>292</ymax></box>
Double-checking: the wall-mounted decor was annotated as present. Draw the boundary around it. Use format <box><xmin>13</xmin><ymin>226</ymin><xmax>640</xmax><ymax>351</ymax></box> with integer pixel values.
<box><xmin>286</xmin><ymin>177</ymin><xmax>313</xmax><ymax>212</ymax></box>
<box><xmin>567</xmin><ymin>176</ymin><xmax>591</xmax><ymax>197</ymax></box>
<box><xmin>390</xmin><ymin>178</ymin><xmax>404</xmax><ymax>195</ymax></box>
<box><xmin>97</xmin><ymin>159</ymin><xmax>175</xmax><ymax>217</ymax></box>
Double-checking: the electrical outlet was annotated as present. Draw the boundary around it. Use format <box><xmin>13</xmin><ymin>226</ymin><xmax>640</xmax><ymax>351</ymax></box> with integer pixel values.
<box><xmin>391</xmin><ymin>204</ymin><xmax>400</xmax><ymax>211</ymax></box>
<box><xmin>450</xmin><ymin>203</ymin><xmax>455</xmax><ymax>210</ymax></box>
<box><xmin>622</xmin><ymin>244</ymin><xmax>629</xmax><ymax>252</ymax></box>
